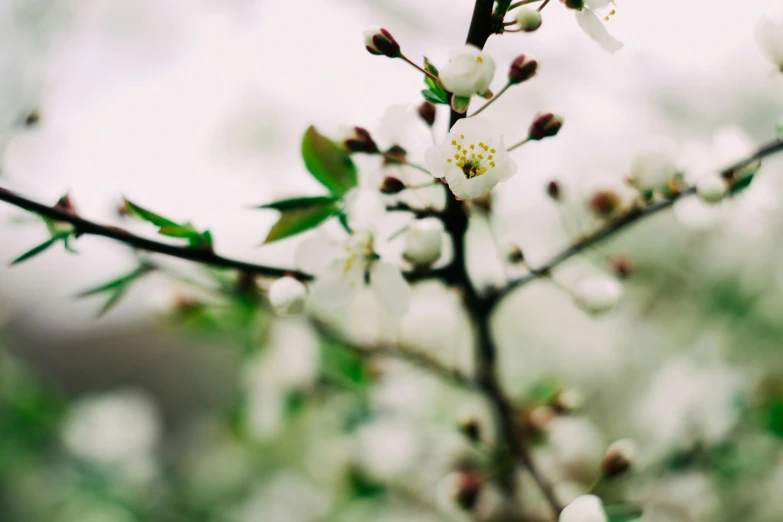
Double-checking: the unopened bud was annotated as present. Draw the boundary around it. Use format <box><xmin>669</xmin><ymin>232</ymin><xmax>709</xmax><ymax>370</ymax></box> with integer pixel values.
<box><xmin>527</xmin><ymin>405</ymin><xmax>556</xmax><ymax>433</ymax></box>
<box><xmin>458</xmin><ymin>416</ymin><xmax>482</xmax><ymax>443</ymax></box>
<box><xmin>383</xmin><ymin>144</ymin><xmax>407</xmax><ymax>165</ymax></box>
<box><xmin>547</xmin><ymin>180</ymin><xmax>562</xmax><ymax>201</ymax></box>
<box><xmin>344</xmin><ymin>127</ymin><xmax>378</xmax><ymax>154</ymax></box>
<box><xmin>24</xmin><ymin>109</ymin><xmax>41</xmax><ymax>127</ymax></box>
<box><xmin>589</xmin><ymin>190</ymin><xmax>623</xmax><ymax>218</ymax></box>
<box><xmin>505</xmin><ymin>243</ymin><xmax>525</xmax><ymax>263</ymax></box>
<box><xmin>601</xmin><ymin>439</ymin><xmax>636</xmax><ymax>478</ymax></box>
<box><xmin>609</xmin><ymin>256</ymin><xmax>634</xmax><ymax>279</ymax></box>
<box><xmin>573</xmin><ymin>275</ymin><xmax>623</xmax><ymax>315</ymax></box>
<box><xmin>553</xmin><ymin>388</ymin><xmax>583</xmax><ymax>414</ymax></box>
<box><xmin>508</xmin><ymin>54</ymin><xmax>538</xmax><ymax>84</ymax></box>
<box><xmin>54</xmin><ymin>193</ymin><xmax>77</xmax><ymax>214</ymax></box>
<box><xmin>696</xmin><ymin>175</ymin><xmax>727</xmax><ymax>204</ymax></box>
<box><xmin>268</xmin><ymin>276</ymin><xmax>307</xmax><ymax>315</ymax></box>
<box><xmin>418</xmin><ymin>101</ymin><xmax>437</xmax><ymax>127</ymax></box>
<box><xmin>515</xmin><ymin>7</ymin><xmax>542</xmax><ymax>32</ymax></box>
<box><xmin>363</xmin><ymin>27</ymin><xmax>401</xmax><ymax>58</ymax></box>
<box><xmin>564</xmin><ymin>0</ymin><xmax>585</xmax><ymax>9</ymax></box>
<box><xmin>528</xmin><ymin>113</ymin><xmax>564</xmax><ymax>141</ymax></box>
<box><xmin>404</xmin><ymin>217</ymin><xmax>443</xmax><ymax>267</ymax></box>
<box><xmin>379</xmin><ymin>176</ymin><xmax>406</xmax><ymax>195</ymax></box>
<box><xmin>436</xmin><ymin>470</ymin><xmax>483</xmax><ymax>512</ymax></box>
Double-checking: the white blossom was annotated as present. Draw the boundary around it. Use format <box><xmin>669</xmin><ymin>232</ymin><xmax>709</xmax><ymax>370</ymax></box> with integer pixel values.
<box><xmin>559</xmin><ymin>495</ymin><xmax>608</xmax><ymax>522</ymax></box>
<box><xmin>695</xmin><ymin>175</ymin><xmax>727</xmax><ymax>204</ymax></box>
<box><xmin>424</xmin><ymin>117</ymin><xmax>517</xmax><ymax>199</ymax></box>
<box><xmin>575</xmin><ymin>1</ymin><xmax>623</xmax><ymax>54</ymax></box>
<box><xmin>756</xmin><ymin>16</ymin><xmax>783</xmax><ymax>70</ymax></box>
<box><xmin>268</xmin><ymin>276</ymin><xmax>307</xmax><ymax>315</ymax></box>
<box><xmin>61</xmin><ymin>390</ymin><xmax>161</xmax><ymax>480</ymax></box>
<box><xmin>439</xmin><ymin>45</ymin><xmax>495</xmax><ymax>98</ymax></box>
<box><xmin>629</xmin><ymin>137</ymin><xmax>679</xmax><ymax>194</ymax></box>
<box><xmin>404</xmin><ymin>217</ymin><xmax>443</xmax><ymax>267</ymax></box>
<box><xmin>573</xmin><ymin>275</ymin><xmax>622</xmax><ymax>314</ymax></box>
<box><xmin>295</xmin><ymin>189</ymin><xmax>411</xmax><ymax>314</ymax></box>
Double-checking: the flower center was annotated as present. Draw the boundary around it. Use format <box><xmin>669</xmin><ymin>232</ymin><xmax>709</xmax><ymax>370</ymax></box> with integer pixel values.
<box><xmin>446</xmin><ymin>134</ymin><xmax>497</xmax><ymax>180</ymax></box>
<box><xmin>590</xmin><ymin>0</ymin><xmax>618</xmax><ymax>21</ymax></box>
<box><xmin>342</xmin><ymin>232</ymin><xmax>376</xmax><ymax>274</ymax></box>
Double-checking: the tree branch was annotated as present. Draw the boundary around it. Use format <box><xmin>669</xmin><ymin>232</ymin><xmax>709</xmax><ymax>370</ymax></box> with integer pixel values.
<box><xmin>497</xmin><ymin>139</ymin><xmax>783</xmax><ymax>302</ymax></box>
<box><xmin>0</xmin><ymin>186</ymin><xmax>311</xmax><ymax>279</ymax></box>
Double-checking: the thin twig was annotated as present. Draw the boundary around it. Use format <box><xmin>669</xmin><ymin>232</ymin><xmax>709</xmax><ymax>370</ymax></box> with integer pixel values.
<box><xmin>310</xmin><ymin>319</ymin><xmax>478</xmax><ymax>391</ymax></box>
<box><xmin>382</xmin><ymin>153</ymin><xmax>432</xmax><ymax>175</ymax></box>
<box><xmin>401</xmin><ymin>55</ymin><xmax>439</xmax><ymax>82</ymax></box>
<box><xmin>507</xmin><ymin>136</ymin><xmax>530</xmax><ymax>152</ymax></box>
<box><xmin>497</xmin><ymin>139</ymin><xmax>783</xmax><ymax>302</ymax></box>
<box><xmin>470</xmin><ymin>83</ymin><xmax>512</xmax><ymax>117</ymax></box>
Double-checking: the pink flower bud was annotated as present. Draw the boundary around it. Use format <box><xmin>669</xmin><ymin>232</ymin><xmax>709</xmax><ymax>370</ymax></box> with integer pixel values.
<box><xmin>363</xmin><ymin>27</ymin><xmax>401</xmax><ymax>58</ymax></box>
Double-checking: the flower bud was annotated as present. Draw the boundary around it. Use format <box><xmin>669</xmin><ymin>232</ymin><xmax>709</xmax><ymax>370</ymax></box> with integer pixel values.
<box><xmin>600</xmin><ymin>439</ymin><xmax>636</xmax><ymax>478</ymax></box>
<box><xmin>573</xmin><ymin>276</ymin><xmax>622</xmax><ymax>315</ymax></box>
<box><xmin>418</xmin><ymin>101</ymin><xmax>437</xmax><ymax>127</ymax></box>
<box><xmin>696</xmin><ymin>175</ymin><xmax>727</xmax><ymax>204</ymax></box>
<box><xmin>505</xmin><ymin>243</ymin><xmax>525</xmax><ymax>263</ymax></box>
<box><xmin>563</xmin><ymin>0</ymin><xmax>585</xmax><ymax>9</ymax></box>
<box><xmin>24</xmin><ymin>109</ymin><xmax>41</xmax><ymax>127</ymax></box>
<box><xmin>404</xmin><ymin>217</ymin><xmax>443</xmax><ymax>267</ymax></box>
<box><xmin>508</xmin><ymin>54</ymin><xmax>538</xmax><ymax>84</ymax></box>
<box><xmin>457</xmin><ymin>415</ymin><xmax>482</xmax><ymax>443</ymax></box>
<box><xmin>440</xmin><ymin>45</ymin><xmax>495</xmax><ymax>98</ymax></box>
<box><xmin>629</xmin><ymin>138</ymin><xmax>679</xmax><ymax>194</ymax></box>
<box><xmin>268</xmin><ymin>276</ymin><xmax>307</xmax><ymax>315</ymax></box>
<box><xmin>437</xmin><ymin>470</ymin><xmax>484</xmax><ymax>512</ymax></box>
<box><xmin>608</xmin><ymin>256</ymin><xmax>634</xmax><ymax>279</ymax></box>
<box><xmin>528</xmin><ymin>113</ymin><xmax>564</xmax><ymax>141</ymax></box>
<box><xmin>379</xmin><ymin>176</ymin><xmax>406</xmax><ymax>195</ymax></box>
<box><xmin>547</xmin><ymin>180</ymin><xmax>562</xmax><ymax>201</ymax></box>
<box><xmin>363</xmin><ymin>27</ymin><xmax>401</xmax><ymax>58</ymax></box>
<box><xmin>559</xmin><ymin>495</ymin><xmax>608</xmax><ymax>522</ymax></box>
<box><xmin>55</xmin><ymin>193</ymin><xmax>77</xmax><ymax>214</ymax></box>
<box><xmin>515</xmin><ymin>7</ymin><xmax>542</xmax><ymax>32</ymax></box>
<box><xmin>553</xmin><ymin>388</ymin><xmax>583</xmax><ymax>414</ymax></box>
<box><xmin>588</xmin><ymin>190</ymin><xmax>623</xmax><ymax>218</ymax></box>
<box><xmin>343</xmin><ymin>127</ymin><xmax>378</xmax><ymax>154</ymax></box>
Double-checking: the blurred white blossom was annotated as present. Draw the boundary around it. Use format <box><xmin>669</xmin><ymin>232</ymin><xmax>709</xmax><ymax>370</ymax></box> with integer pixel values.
<box><xmin>268</xmin><ymin>276</ymin><xmax>307</xmax><ymax>315</ymax></box>
<box><xmin>756</xmin><ymin>15</ymin><xmax>783</xmax><ymax>70</ymax></box>
<box><xmin>572</xmin><ymin>275</ymin><xmax>623</xmax><ymax>315</ymax></box>
<box><xmin>559</xmin><ymin>494</ymin><xmax>608</xmax><ymax>522</ymax></box>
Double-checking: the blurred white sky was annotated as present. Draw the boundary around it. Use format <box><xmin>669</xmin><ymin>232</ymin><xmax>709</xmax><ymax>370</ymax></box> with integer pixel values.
<box><xmin>0</xmin><ymin>0</ymin><xmax>782</xmax><ymax>330</ymax></box>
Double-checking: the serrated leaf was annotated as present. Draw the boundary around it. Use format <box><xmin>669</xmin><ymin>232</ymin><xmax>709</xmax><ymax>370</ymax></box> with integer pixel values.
<box><xmin>124</xmin><ymin>200</ymin><xmax>180</xmax><ymax>229</ymax></box>
<box><xmin>10</xmin><ymin>235</ymin><xmax>64</xmax><ymax>265</ymax></box>
<box><xmin>422</xmin><ymin>89</ymin><xmax>449</xmax><ymax>105</ymax></box>
<box><xmin>301</xmin><ymin>126</ymin><xmax>358</xmax><ymax>197</ymax></box>
<box><xmin>262</xmin><ymin>198</ymin><xmax>340</xmax><ymax>244</ymax></box>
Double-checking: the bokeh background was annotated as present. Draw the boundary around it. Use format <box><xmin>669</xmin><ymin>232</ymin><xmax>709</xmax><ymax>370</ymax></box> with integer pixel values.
<box><xmin>1</xmin><ymin>0</ymin><xmax>783</xmax><ymax>520</ymax></box>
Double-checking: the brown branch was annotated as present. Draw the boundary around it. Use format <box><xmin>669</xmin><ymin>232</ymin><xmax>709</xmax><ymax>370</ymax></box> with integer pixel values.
<box><xmin>0</xmin><ymin>186</ymin><xmax>309</xmax><ymax>279</ymax></box>
<box><xmin>310</xmin><ymin>319</ymin><xmax>478</xmax><ymax>391</ymax></box>
<box><xmin>0</xmin><ymin>186</ymin><xmax>440</xmax><ymax>285</ymax></box>
<box><xmin>497</xmin><ymin>139</ymin><xmax>783</xmax><ymax>302</ymax></box>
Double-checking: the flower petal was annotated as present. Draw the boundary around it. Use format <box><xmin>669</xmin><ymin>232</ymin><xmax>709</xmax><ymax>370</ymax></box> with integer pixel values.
<box><xmin>575</xmin><ymin>9</ymin><xmax>624</xmax><ymax>54</ymax></box>
<box><xmin>449</xmin><ymin>117</ymin><xmax>496</xmax><ymax>144</ymax></box>
<box><xmin>756</xmin><ymin>16</ymin><xmax>783</xmax><ymax>67</ymax></box>
<box><xmin>309</xmin><ymin>264</ymin><xmax>363</xmax><ymax>309</ymax></box>
<box><xmin>296</xmin><ymin>237</ymin><xmax>338</xmax><ymax>274</ymax></box>
<box><xmin>370</xmin><ymin>261</ymin><xmax>411</xmax><ymax>315</ymax></box>
<box><xmin>424</xmin><ymin>143</ymin><xmax>451</xmax><ymax>179</ymax></box>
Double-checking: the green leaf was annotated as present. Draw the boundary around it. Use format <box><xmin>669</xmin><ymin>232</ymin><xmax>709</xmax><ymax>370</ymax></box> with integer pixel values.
<box><xmin>605</xmin><ymin>504</ymin><xmax>643</xmax><ymax>522</ymax></box>
<box><xmin>729</xmin><ymin>172</ymin><xmax>755</xmax><ymax>194</ymax></box>
<box><xmin>261</xmin><ymin>197</ymin><xmax>341</xmax><ymax>244</ymax></box>
<box><xmin>124</xmin><ymin>200</ymin><xmax>180</xmax><ymax>229</ymax></box>
<box><xmin>256</xmin><ymin>196</ymin><xmax>339</xmax><ymax>211</ymax></box>
<box><xmin>422</xmin><ymin>89</ymin><xmax>449</xmax><ymax>105</ymax></box>
<box><xmin>10</xmin><ymin>234</ymin><xmax>67</xmax><ymax>265</ymax></box>
<box><xmin>77</xmin><ymin>265</ymin><xmax>154</xmax><ymax>317</ymax></box>
<box><xmin>301</xmin><ymin>126</ymin><xmax>358</xmax><ymax>197</ymax></box>
<box><xmin>451</xmin><ymin>95</ymin><xmax>471</xmax><ymax>114</ymax></box>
